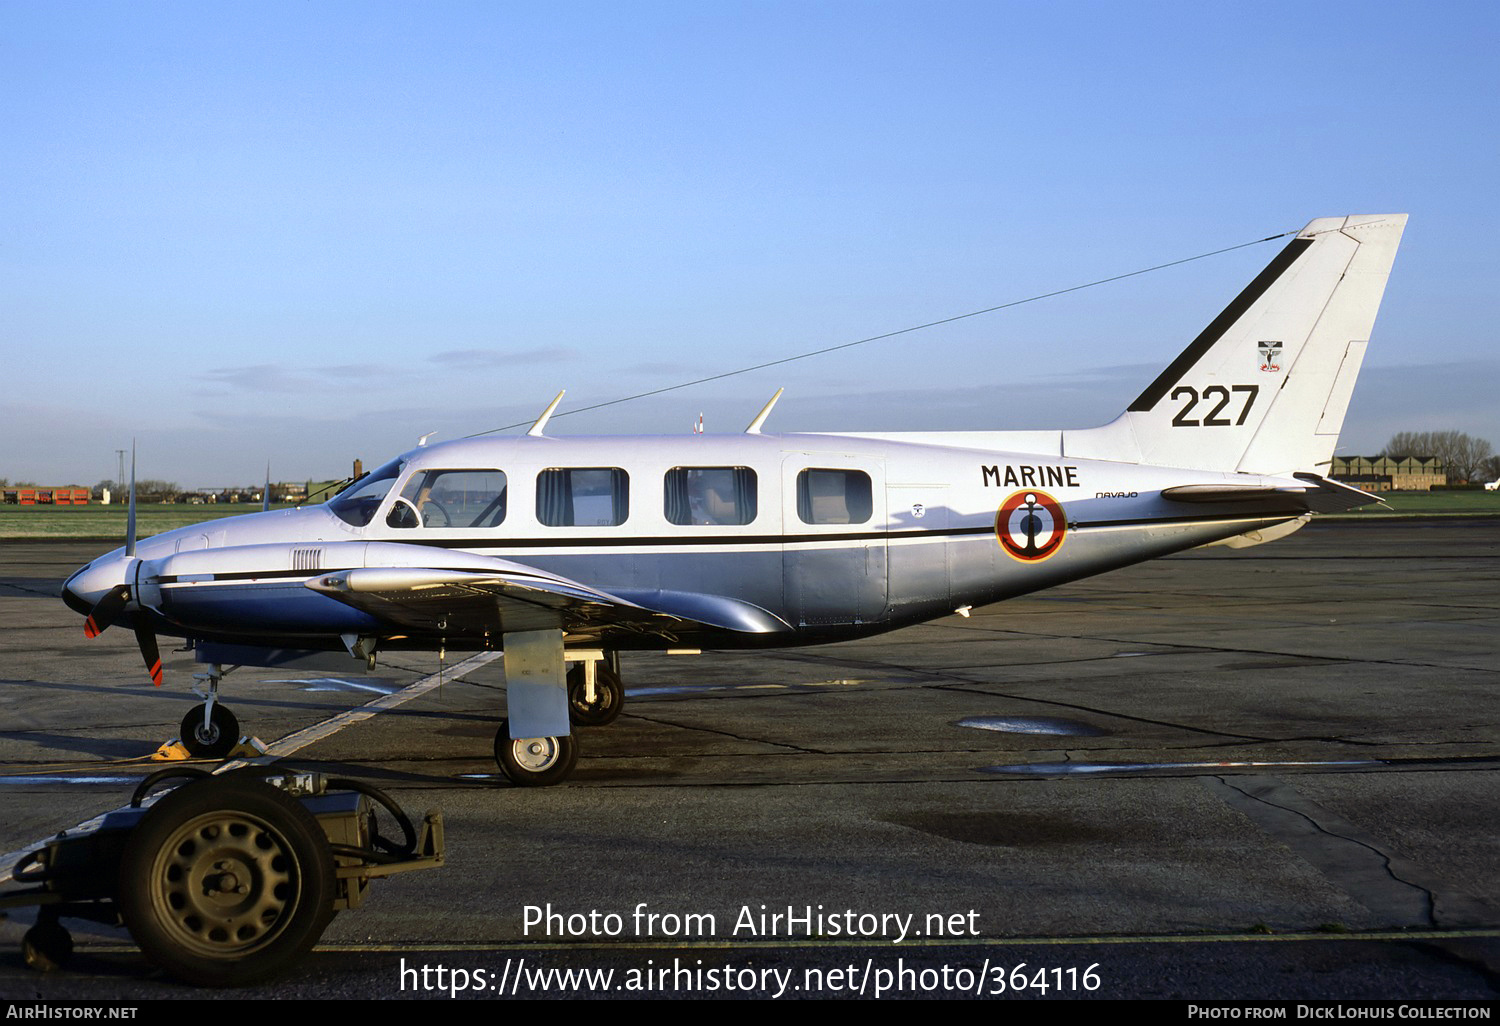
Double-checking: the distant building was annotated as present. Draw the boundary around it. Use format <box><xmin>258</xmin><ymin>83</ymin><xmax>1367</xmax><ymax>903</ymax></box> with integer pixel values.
<box><xmin>1331</xmin><ymin>456</ymin><xmax>1446</xmax><ymax>491</ymax></box>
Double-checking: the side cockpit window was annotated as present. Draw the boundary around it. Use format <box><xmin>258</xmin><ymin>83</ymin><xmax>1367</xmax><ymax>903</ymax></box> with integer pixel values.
<box><xmin>328</xmin><ymin>459</ymin><xmax>403</xmax><ymax>526</ymax></box>
<box><xmin>387</xmin><ymin>470</ymin><xmax>507</xmax><ymax>529</ymax></box>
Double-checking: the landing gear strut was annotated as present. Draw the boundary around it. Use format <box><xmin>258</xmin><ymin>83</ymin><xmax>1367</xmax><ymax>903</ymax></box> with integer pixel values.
<box><xmin>181</xmin><ymin>664</ymin><xmax>239</xmax><ymax>758</ymax></box>
<box><xmin>567</xmin><ymin>652</ymin><xmax>624</xmax><ymax>727</ymax></box>
<box><xmin>489</xmin><ymin>633</ymin><xmax>611</xmax><ymax>787</ymax></box>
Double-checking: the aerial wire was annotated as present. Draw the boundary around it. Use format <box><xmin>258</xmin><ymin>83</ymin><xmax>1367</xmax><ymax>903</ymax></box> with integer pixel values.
<box><xmin>465</xmin><ymin>226</ymin><xmax>1299</xmax><ymax>437</ymax></box>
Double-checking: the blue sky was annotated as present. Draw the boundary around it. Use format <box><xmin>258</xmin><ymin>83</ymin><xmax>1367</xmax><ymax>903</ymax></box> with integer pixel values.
<box><xmin>4</xmin><ymin>1</ymin><xmax>1497</xmax><ymax>486</ymax></box>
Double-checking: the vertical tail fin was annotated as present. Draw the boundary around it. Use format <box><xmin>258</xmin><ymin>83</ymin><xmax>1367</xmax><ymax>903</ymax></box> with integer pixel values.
<box><xmin>1066</xmin><ymin>214</ymin><xmax>1407</xmax><ymax>474</ymax></box>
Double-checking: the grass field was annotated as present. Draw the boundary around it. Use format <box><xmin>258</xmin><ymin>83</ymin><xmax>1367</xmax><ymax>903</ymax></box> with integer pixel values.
<box><xmin>1329</xmin><ymin>490</ymin><xmax>1500</xmax><ymax>516</ymax></box>
<box><xmin>1</xmin><ymin>491</ymin><xmax>1496</xmax><ymax>541</ymax></box>
<box><xmin>0</xmin><ymin>503</ymin><xmax>295</xmax><ymax>540</ymax></box>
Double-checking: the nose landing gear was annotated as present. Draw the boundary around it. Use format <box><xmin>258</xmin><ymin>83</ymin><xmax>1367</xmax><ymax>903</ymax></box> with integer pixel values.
<box><xmin>179</xmin><ymin>704</ymin><xmax>240</xmax><ymax>759</ymax></box>
<box><xmin>177</xmin><ymin>663</ymin><xmax>242</xmax><ymax>759</ymax></box>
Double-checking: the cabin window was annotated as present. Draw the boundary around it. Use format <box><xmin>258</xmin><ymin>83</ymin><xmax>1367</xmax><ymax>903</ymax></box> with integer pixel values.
<box><xmin>328</xmin><ymin>458</ymin><xmax>403</xmax><ymax>526</ymax></box>
<box><xmin>664</xmin><ymin>467</ymin><xmax>757</xmax><ymax>526</ymax></box>
<box><xmin>386</xmin><ymin>469</ymin><xmax>507</xmax><ymax>529</ymax></box>
<box><xmin>796</xmin><ymin>468</ymin><xmax>872</xmax><ymax>525</ymax></box>
<box><xmin>536</xmin><ymin>467</ymin><xmax>629</xmax><ymax>527</ymax></box>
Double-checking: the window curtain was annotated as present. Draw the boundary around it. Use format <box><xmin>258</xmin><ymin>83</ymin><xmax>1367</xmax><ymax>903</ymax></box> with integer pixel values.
<box><xmin>797</xmin><ymin>471</ymin><xmax>813</xmax><ymax>524</ymax></box>
<box><xmin>733</xmin><ymin>467</ymin><xmax>756</xmax><ymax>524</ymax></box>
<box><xmin>609</xmin><ymin>469</ymin><xmax>629</xmax><ymax>525</ymax></box>
<box><xmin>665</xmin><ymin>470</ymin><xmax>691</xmax><ymax>525</ymax></box>
<box><xmin>537</xmin><ymin>470</ymin><xmax>574</xmax><ymax>526</ymax></box>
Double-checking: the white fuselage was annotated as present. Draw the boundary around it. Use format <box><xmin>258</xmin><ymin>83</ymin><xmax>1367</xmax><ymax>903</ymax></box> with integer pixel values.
<box><xmin>66</xmin><ymin>431</ymin><xmax>1306</xmax><ymax>653</ymax></box>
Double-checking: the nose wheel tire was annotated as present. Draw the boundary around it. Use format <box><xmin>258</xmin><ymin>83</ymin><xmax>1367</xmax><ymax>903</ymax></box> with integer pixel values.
<box><xmin>567</xmin><ymin>662</ymin><xmax>624</xmax><ymax>727</ymax></box>
<box><xmin>180</xmin><ymin>705</ymin><xmax>239</xmax><ymax>759</ymax></box>
<box><xmin>494</xmin><ymin>719</ymin><xmax>578</xmax><ymax>787</ymax></box>
<box><xmin>115</xmin><ymin>775</ymin><xmax>335</xmax><ymax>987</ymax></box>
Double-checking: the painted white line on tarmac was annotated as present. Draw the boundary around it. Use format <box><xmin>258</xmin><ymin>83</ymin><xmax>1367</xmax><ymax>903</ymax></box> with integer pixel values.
<box><xmin>218</xmin><ymin>651</ymin><xmax>501</xmax><ymax>770</ymax></box>
<box><xmin>0</xmin><ymin>651</ymin><xmax>503</xmax><ymax>883</ymax></box>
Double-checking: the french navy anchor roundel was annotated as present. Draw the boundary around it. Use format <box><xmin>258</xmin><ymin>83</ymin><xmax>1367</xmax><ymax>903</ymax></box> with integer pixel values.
<box><xmin>994</xmin><ymin>490</ymin><xmax>1068</xmax><ymax>562</ymax></box>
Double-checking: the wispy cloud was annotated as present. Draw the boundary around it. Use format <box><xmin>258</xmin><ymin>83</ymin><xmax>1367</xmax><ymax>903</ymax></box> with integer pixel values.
<box><xmin>619</xmin><ymin>360</ymin><xmax>693</xmax><ymax>377</ymax></box>
<box><xmin>319</xmin><ymin>362</ymin><xmax>393</xmax><ymax>380</ymax></box>
<box><xmin>196</xmin><ymin>364</ymin><xmax>321</xmax><ymax>392</ymax></box>
<box><xmin>196</xmin><ymin>361</ymin><xmax>405</xmax><ymax>393</ymax></box>
<box><xmin>428</xmin><ymin>347</ymin><xmax>577</xmax><ymax>369</ymax></box>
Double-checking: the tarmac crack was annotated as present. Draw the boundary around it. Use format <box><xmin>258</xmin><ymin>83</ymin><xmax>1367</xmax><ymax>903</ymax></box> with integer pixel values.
<box><xmin>746</xmin><ymin>654</ymin><xmax>1277</xmax><ymax>742</ymax></box>
<box><xmin>1205</xmin><ymin>774</ymin><xmax>1439</xmax><ymax>929</ymax></box>
<box><xmin>619</xmin><ymin>711</ymin><xmax>827</xmax><ymax>755</ymax></box>
<box><xmin>924</xmin><ymin>677</ymin><xmax>1270</xmax><ymax>742</ymax></box>
<box><xmin>941</xmin><ymin>624</ymin><xmax>1500</xmax><ymax>676</ymax></box>
<box><xmin>0</xmin><ymin>583</ymin><xmax>62</xmax><ymax>597</ymax></box>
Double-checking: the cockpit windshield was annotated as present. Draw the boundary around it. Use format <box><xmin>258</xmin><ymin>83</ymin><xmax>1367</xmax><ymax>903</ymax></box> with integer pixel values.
<box><xmin>327</xmin><ymin>458</ymin><xmax>404</xmax><ymax>526</ymax></box>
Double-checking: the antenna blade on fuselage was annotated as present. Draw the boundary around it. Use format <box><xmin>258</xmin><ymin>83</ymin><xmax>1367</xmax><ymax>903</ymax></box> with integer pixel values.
<box><xmin>744</xmin><ymin>388</ymin><xmax>784</xmax><ymax>434</ymax></box>
<box><xmin>527</xmin><ymin>390</ymin><xmax>566</xmax><ymax>437</ymax></box>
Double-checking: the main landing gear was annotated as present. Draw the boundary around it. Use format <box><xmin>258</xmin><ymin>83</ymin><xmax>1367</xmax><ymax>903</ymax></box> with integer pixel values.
<box><xmin>490</xmin><ymin>650</ymin><xmax>625</xmax><ymax>786</ymax></box>
<box><xmin>567</xmin><ymin>652</ymin><xmax>625</xmax><ymax>727</ymax></box>
<box><xmin>493</xmin><ymin>722</ymin><xmax>579</xmax><ymax>787</ymax></box>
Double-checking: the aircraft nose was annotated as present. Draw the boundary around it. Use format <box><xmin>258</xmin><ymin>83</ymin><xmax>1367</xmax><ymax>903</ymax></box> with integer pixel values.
<box><xmin>60</xmin><ymin>557</ymin><xmax>128</xmax><ymax>616</ymax></box>
<box><xmin>60</xmin><ymin>568</ymin><xmax>92</xmax><ymax>616</ymax></box>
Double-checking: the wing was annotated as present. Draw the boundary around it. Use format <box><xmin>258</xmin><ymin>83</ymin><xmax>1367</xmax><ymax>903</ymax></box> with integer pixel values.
<box><xmin>304</xmin><ymin>559</ymin><xmax>791</xmax><ymax>642</ymax></box>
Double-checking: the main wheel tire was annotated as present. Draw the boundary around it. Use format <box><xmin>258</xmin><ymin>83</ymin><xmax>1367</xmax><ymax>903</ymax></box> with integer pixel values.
<box><xmin>116</xmin><ymin>775</ymin><xmax>335</xmax><ymax>987</ymax></box>
<box><xmin>566</xmin><ymin>662</ymin><xmax>624</xmax><ymax>727</ymax></box>
<box><xmin>494</xmin><ymin>719</ymin><xmax>579</xmax><ymax>787</ymax></box>
<box><xmin>180</xmin><ymin>705</ymin><xmax>239</xmax><ymax>759</ymax></box>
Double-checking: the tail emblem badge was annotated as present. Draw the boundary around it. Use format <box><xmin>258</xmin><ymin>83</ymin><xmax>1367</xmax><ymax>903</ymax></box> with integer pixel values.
<box><xmin>1258</xmin><ymin>340</ymin><xmax>1283</xmax><ymax>373</ymax></box>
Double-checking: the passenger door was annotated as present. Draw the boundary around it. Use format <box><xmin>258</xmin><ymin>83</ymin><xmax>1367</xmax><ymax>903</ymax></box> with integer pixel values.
<box><xmin>781</xmin><ymin>455</ymin><xmax>887</xmax><ymax>627</ymax></box>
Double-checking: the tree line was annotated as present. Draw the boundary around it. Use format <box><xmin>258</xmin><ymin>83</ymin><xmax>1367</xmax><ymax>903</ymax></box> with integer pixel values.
<box><xmin>1383</xmin><ymin>431</ymin><xmax>1499</xmax><ymax>484</ymax></box>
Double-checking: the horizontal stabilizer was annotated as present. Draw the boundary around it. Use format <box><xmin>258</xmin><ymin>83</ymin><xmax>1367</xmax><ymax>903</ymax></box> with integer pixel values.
<box><xmin>1161</xmin><ymin>484</ymin><xmax>1306</xmax><ymax>503</ymax></box>
<box><xmin>1292</xmin><ymin>473</ymin><xmax>1383</xmax><ymax>513</ymax></box>
<box><xmin>1162</xmin><ymin>475</ymin><xmax>1379</xmax><ymax>514</ymax></box>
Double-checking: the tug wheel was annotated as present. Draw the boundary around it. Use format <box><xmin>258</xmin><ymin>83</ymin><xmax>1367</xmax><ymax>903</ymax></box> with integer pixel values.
<box><xmin>117</xmin><ymin>775</ymin><xmax>334</xmax><ymax>986</ymax></box>
<box><xmin>567</xmin><ymin>662</ymin><xmax>624</xmax><ymax>727</ymax></box>
<box><xmin>180</xmin><ymin>705</ymin><xmax>239</xmax><ymax>759</ymax></box>
<box><xmin>494</xmin><ymin>719</ymin><xmax>578</xmax><ymax>787</ymax></box>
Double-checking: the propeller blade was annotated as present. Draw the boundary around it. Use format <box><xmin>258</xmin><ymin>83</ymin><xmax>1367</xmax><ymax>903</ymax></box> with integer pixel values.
<box><xmin>126</xmin><ymin>443</ymin><xmax>138</xmax><ymax>558</ymax></box>
<box><xmin>83</xmin><ymin>585</ymin><xmax>131</xmax><ymax>638</ymax></box>
<box><xmin>134</xmin><ymin>624</ymin><xmax>164</xmax><ymax>687</ymax></box>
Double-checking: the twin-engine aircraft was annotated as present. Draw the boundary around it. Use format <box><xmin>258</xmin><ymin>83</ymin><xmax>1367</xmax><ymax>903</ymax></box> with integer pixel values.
<box><xmin>63</xmin><ymin>214</ymin><xmax>1407</xmax><ymax>786</ymax></box>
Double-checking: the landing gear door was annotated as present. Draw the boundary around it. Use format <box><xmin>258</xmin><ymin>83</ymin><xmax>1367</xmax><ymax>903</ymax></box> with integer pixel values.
<box><xmin>781</xmin><ymin>456</ymin><xmax>887</xmax><ymax>628</ymax></box>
